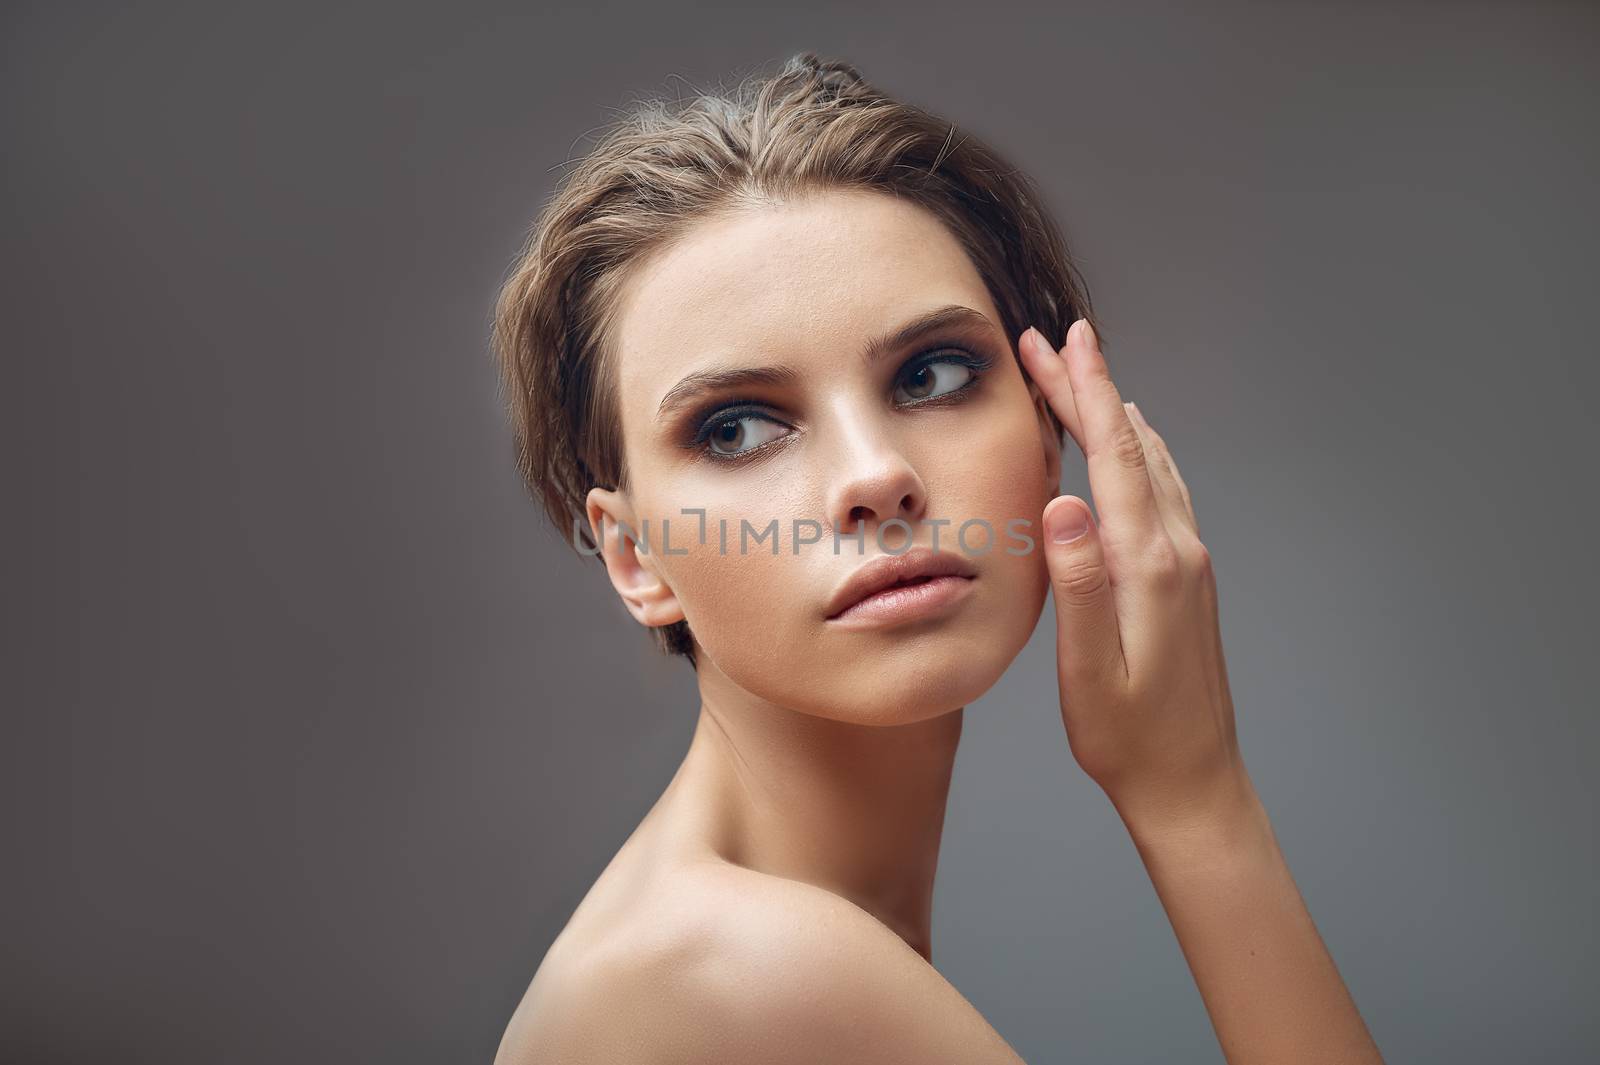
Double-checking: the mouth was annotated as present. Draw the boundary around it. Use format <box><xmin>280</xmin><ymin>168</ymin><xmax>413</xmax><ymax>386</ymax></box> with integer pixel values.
<box><xmin>825</xmin><ymin>546</ymin><xmax>978</xmax><ymax>626</ymax></box>
<box><xmin>828</xmin><ymin>573</ymin><xmax>976</xmax><ymax>627</ymax></box>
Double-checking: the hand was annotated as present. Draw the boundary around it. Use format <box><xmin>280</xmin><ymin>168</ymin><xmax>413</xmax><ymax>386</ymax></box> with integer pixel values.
<box><xmin>1019</xmin><ymin>319</ymin><xmax>1246</xmax><ymax>830</ymax></box>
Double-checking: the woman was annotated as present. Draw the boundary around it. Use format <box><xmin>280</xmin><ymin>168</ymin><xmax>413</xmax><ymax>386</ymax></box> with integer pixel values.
<box><xmin>490</xmin><ymin>52</ymin><xmax>1384</xmax><ymax>1064</ymax></box>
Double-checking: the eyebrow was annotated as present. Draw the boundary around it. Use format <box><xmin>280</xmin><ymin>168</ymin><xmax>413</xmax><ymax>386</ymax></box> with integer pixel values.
<box><xmin>654</xmin><ymin>304</ymin><xmax>998</xmax><ymax>422</ymax></box>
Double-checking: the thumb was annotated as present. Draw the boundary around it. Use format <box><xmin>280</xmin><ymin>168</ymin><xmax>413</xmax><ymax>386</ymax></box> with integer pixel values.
<box><xmin>1042</xmin><ymin>496</ymin><xmax>1124</xmax><ymax>690</ymax></box>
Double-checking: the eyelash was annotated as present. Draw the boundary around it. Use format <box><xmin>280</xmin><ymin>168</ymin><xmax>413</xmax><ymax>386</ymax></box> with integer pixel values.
<box><xmin>686</xmin><ymin>345</ymin><xmax>997</xmax><ymax>465</ymax></box>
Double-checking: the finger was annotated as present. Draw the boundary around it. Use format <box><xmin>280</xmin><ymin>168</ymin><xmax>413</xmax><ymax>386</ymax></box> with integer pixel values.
<box><xmin>1017</xmin><ymin>326</ymin><xmax>1086</xmax><ymax>456</ymax></box>
<box><xmin>1127</xmin><ymin>402</ymin><xmax>1219</xmax><ymax>703</ymax></box>
<box><xmin>1127</xmin><ymin>402</ymin><xmax>1200</xmax><ymax>538</ymax></box>
<box><xmin>1061</xmin><ymin>320</ymin><xmax>1167</xmax><ymax>560</ymax></box>
<box><xmin>1042</xmin><ymin>495</ymin><xmax>1128</xmax><ymax>694</ymax></box>
<box><xmin>1123</xmin><ymin>401</ymin><xmax>1186</xmax><ymax>540</ymax></box>
<box><xmin>1124</xmin><ymin>401</ymin><xmax>1194</xmax><ymax>541</ymax></box>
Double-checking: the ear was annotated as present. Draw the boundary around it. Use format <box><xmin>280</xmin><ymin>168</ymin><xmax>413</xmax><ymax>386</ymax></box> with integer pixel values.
<box><xmin>585</xmin><ymin>486</ymin><xmax>687</xmax><ymax>629</ymax></box>
<box><xmin>1028</xmin><ymin>378</ymin><xmax>1065</xmax><ymax>496</ymax></box>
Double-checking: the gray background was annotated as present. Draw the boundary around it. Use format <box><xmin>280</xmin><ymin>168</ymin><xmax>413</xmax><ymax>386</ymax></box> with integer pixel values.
<box><xmin>6</xmin><ymin>1</ymin><xmax>1596</xmax><ymax>1062</ymax></box>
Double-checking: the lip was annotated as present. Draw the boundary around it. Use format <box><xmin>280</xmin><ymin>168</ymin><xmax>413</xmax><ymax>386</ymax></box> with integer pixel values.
<box><xmin>825</xmin><ymin>546</ymin><xmax>978</xmax><ymax>626</ymax></box>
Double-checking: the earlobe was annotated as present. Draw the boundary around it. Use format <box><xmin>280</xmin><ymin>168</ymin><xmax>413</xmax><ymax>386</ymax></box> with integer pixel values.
<box><xmin>584</xmin><ymin>486</ymin><xmax>687</xmax><ymax>629</ymax></box>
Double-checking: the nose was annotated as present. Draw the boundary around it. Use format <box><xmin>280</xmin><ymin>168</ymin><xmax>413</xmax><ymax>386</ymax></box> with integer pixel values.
<box><xmin>823</xmin><ymin>413</ymin><xmax>928</xmax><ymax>540</ymax></box>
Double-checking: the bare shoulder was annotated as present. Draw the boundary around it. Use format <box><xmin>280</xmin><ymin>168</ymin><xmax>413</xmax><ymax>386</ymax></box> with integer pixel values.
<box><xmin>494</xmin><ymin>862</ymin><xmax>1026</xmax><ymax>1065</ymax></box>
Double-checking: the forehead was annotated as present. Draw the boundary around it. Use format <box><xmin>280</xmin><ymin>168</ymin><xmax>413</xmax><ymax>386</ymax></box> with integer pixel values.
<box><xmin>609</xmin><ymin>188</ymin><xmax>996</xmax><ymax>419</ymax></box>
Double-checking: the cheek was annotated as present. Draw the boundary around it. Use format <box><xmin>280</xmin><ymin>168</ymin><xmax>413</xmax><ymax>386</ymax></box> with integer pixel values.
<box><xmin>927</xmin><ymin>395</ymin><xmax>1054</xmax><ymax>631</ymax></box>
<box><xmin>643</xmin><ymin>495</ymin><xmax>821</xmax><ymax>662</ymax></box>
<box><xmin>931</xmin><ymin>393</ymin><xmax>1053</xmax><ymax>537</ymax></box>
<box><xmin>671</xmin><ymin>536</ymin><xmax>790</xmax><ymax>621</ymax></box>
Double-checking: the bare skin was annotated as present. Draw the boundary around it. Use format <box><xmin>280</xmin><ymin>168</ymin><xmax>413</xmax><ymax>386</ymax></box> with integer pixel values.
<box><xmin>495</xmin><ymin>190</ymin><xmax>1384</xmax><ymax>1064</ymax></box>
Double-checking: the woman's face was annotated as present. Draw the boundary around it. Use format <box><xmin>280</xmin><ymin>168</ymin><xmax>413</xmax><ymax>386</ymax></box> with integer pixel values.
<box><xmin>589</xmin><ymin>188</ymin><xmax>1062</xmax><ymax>725</ymax></box>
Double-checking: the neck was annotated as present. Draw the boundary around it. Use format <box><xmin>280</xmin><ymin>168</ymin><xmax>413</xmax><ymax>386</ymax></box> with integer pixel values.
<box><xmin>667</xmin><ymin>655</ymin><xmax>964</xmax><ymax>962</ymax></box>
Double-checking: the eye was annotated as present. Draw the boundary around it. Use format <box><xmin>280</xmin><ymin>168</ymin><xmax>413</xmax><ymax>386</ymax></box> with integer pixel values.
<box><xmin>893</xmin><ymin>355</ymin><xmax>978</xmax><ymax>404</ymax></box>
<box><xmin>700</xmin><ymin>410</ymin><xmax>790</xmax><ymax>458</ymax></box>
<box><xmin>684</xmin><ymin>346</ymin><xmax>993</xmax><ymax>465</ymax></box>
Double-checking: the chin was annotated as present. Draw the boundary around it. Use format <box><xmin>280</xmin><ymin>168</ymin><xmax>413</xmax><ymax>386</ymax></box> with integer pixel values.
<box><xmin>806</xmin><ymin>616</ymin><xmax>1031</xmax><ymax>726</ymax></box>
<box><xmin>695</xmin><ymin>573</ymin><xmax>1047</xmax><ymax>725</ymax></box>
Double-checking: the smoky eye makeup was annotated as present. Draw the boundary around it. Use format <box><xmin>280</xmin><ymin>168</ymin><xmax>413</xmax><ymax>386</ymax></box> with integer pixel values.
<box><xmin>676</xmin><ymin>340</ymin><xmax>1000</xmax><ymax>465</ymax></box>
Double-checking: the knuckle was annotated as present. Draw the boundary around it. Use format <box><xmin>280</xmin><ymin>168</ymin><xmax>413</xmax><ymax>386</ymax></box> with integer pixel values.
<box><xmin>1105</xmin><ymin>422</ymin><xmax>1148</xmax><ymax>472</ymax></box>
<box><xmin>1054</xmin><ymin>559</ymin><xmax>1108</xmax><ymax>604</ymax></box>
<box><xmin>1147</xmin><ymin>434</ymin><xmax>1182</xmax><ymax>472</ymax></box>
<box><xmin>1177</xmin><ymin>537</ymin><xmax>1214</xmax><ymax>589</ymax></box>
<box><xmin>1146</xmin><ymin>442</ymin><xmax>1175</xmax><ymax>476</ymax></box>
<box><xmin>1143</xmin><ymin>538</ymin><xmax>1184</xmax><ymax>589</ymax></box>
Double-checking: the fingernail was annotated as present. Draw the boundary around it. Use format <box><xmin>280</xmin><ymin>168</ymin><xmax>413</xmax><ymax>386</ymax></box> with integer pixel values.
<box><xmin>1024</xmin><ymin>326</ymin><xmax>1051</xmax><ymax>357</ymax></box>
<box><xmin>1129</xmin><ymin>401</ymin><xmax>1148</xmax><ymax>428</ymax></box>
<box><xmin>1081</xmin><ymin>319</ymin><xmax>1099</xmax><ymax>350</ymax></box>
<box><xmin>1047</xmin><ymin>499</ymin><xmax>1091</xmax><ymax>543</ymax></box>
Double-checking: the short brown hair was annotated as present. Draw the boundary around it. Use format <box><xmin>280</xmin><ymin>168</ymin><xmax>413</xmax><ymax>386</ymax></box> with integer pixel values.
<box><xmin>491</xmin><ymin>51</ymin><xmax>1099</xmax><ymax>668</ymax></box>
